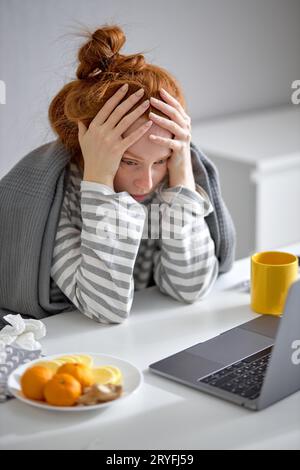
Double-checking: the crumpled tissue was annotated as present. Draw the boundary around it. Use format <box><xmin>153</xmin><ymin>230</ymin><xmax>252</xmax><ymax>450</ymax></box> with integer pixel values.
<box><xmin>0</xmin><ymin>314</ymin><xmax>46</xmax><ymax>363</ymax></box>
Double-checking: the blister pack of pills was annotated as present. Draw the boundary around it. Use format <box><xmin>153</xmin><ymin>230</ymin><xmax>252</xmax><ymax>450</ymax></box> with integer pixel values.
<box><xmin>0</xmin><ymin>345</ymin><xmax>42</xmax><ymax>403</ymax></box>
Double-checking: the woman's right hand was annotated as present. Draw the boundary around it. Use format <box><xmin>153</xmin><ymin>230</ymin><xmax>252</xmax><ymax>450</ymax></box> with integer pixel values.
<box><xmin>78</xmin><ymin>84</ymin><xmax>152</xmax><ymax>189</ymax></box>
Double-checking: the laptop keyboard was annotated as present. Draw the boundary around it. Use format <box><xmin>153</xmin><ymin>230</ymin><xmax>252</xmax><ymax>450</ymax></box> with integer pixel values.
<box><xmin>199</xmin><ymin>346</ymin><xmax>273</xmax><ymax>400</ymax></box>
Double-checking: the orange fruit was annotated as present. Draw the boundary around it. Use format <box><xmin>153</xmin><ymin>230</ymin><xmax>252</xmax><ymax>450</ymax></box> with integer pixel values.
<box><xmin>44</xmin><ymin>373</ymin><xmax>81</xmax><ymax>407</ymax></box>
<box><xmin>57</xmin><ymin>363</ymin><xmax>95</xmax><ymax>390</ymax></box>
<box><xmin>35</xmin><ymin>361</ymin><xmax>62</xmax><ymax>373</ymax></box>
<box><xmin>21</xmin><ymin>365</ymin><xmax>54</xmax><ymax>401</ymax></box>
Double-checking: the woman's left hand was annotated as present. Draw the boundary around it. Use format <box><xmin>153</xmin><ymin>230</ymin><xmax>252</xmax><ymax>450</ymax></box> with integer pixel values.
<box><xmin>149</xmin><ymin>88</ymin><xmax>196</xmax><ymax>192</ymax></box>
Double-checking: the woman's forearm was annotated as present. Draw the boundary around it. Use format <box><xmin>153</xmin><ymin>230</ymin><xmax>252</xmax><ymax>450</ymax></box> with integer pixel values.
<box><xmin>51</xmin><ymin>181</ymin><xmax>146</xmax><ymax>323</ymax></box>
<box><xmin>153</xmin><ymin>185</ymin><xmax>219</xmax><ymax>303</ymax></box>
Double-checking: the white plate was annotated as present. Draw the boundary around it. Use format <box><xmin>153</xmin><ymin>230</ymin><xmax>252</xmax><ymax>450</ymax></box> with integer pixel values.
<box><xmin>8</xmin><ymin>352</ymin><xmax>143</xmax><ymax>412</ymax></box>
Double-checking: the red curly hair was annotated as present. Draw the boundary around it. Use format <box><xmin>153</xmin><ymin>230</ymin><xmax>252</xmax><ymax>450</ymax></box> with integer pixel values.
<box><xmin>48</xmin><ymin>24</ymin><xmax>186</xmax><ymax>169</ymax></box>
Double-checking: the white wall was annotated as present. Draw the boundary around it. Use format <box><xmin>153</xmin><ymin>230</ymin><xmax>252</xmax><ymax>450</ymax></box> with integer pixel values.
<box><xmin>0</xmin><ymin>0</ymin><xmax>300</xmax><ymax>176</ymax></box>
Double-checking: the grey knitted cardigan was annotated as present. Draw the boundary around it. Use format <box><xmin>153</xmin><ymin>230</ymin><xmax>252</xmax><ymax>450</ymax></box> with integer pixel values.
<box><xmin>0</xmin><ymin>139</ymin><xmax>236</xmax><ymax>327</ymax></box>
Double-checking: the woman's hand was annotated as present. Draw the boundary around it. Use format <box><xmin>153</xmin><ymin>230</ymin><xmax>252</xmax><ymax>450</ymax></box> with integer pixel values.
<box><xmin>78</xmin><ymin>84</ymin><xmax>152</xmax><ymax>189</ymax></box>
<box><xmin>148</xmin><ymin>88</ymin><xmax>195</xmax><ymax>192</ymax></box>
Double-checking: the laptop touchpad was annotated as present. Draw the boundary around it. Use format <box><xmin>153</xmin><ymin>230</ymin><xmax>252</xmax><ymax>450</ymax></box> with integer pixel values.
<box><xmin>186</xmin><ymin>328</ymin><xmax>274</xmax><ymax>366</ymax></box>
<box><xmin>239</xmin><ymin>315</ymin><xmax>280</xmax><ymax>339</ymax></box>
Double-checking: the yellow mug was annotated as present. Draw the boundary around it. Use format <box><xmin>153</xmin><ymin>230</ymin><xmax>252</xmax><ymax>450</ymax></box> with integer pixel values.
<box><xmin>251</xmin><ymin>251</ymin><xmax>298</xmax><ymax>315</ymax></box>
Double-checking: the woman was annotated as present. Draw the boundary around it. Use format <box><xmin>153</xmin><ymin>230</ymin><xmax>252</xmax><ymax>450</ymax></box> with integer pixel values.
<box><xmin>0</xmin><ymin>25</ymin><xmax>236</xmax><ymax>327</ymax></box>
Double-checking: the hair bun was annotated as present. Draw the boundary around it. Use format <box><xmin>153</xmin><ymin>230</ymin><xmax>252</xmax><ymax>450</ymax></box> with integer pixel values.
<box><xmin>76</xmin><ymin>25</ymin><xmax>126</xmax><ymax>79</ymax></box>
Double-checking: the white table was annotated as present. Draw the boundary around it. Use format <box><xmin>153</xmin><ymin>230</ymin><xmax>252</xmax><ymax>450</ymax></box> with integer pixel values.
<box><xmin>1</xmin><ymin>244</ymin><xmax>300</xmax><ymax>450</ymax></box>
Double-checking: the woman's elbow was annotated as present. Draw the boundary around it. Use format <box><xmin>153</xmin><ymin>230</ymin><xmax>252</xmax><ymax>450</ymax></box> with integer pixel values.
<box><xmin>177</xmin><ymin>259</ymin><xmax>219</xmax><ymax>304</ymax></box>
<box><xmin>176</xmin><ymin>284</ymin><xmax>214</xmax><ymax>304</ymax></box>
<box><xmin>74</xmin><ymin>287</ymin><xmax>133</xmax><ymax>325</ymax></box>
<box><xmin>81</xmin><ymin>308</ymin><xmax>130</xmax><ymax>325</ymax></box>
<box><xmin>75</xmin><ymin>296</ymin><xmax>132</xmax><ymax>325</ymax></box>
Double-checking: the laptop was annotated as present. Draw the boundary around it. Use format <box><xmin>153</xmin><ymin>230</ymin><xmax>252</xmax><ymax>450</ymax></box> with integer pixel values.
<box><xmin>149</xmin><ymin>279</ymin><xmax>300</xmax><ymax>411</ymax></box>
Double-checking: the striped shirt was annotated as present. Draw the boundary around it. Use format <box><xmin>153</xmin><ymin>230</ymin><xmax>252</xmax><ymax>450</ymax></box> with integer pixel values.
<box><xmin>50</xmin><ymin>162</ymin><xmax>219</xmax><ymax>324</ymax></box>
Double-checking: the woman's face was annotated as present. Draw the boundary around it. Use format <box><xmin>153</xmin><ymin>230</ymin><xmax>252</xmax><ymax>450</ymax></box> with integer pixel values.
<box><xmin>114</xmin><ymin>116</ymin><xmax>173</xmax><ymax>202</ymax></box>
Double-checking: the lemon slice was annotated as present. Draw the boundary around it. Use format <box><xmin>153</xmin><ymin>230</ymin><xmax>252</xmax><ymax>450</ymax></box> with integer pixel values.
<box><xmin>55</xmin><ymin>354</ymin><xmax>94</xmax><ymax>368</ymax></box>
<box><xmin>104</xmin><ymin>366</ymin><xmax>123</xmax><ymax>384</ymax></box>
<box><xmin>36</xmin><ymin>355</ymin><xmax>94</xmax><ymax>373</ymax></box>
<box><xmin>53</xmin><ymin>359</ymin><xmax>68</xmax><ymax>366</ymax></box>
<box><xmin>56</xmin><ymin>356</ymin><xmax>79</xmax><ymax>364</ymax></box>
<box><xmin>92</xmin><ymin>366</ymin><xmax>118</xmax><ymax>385</ymax></box>
<box><xmin>75</xmin><ymin>355</ymin><xmax>94</xmax><ymax>368</ymax></box>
